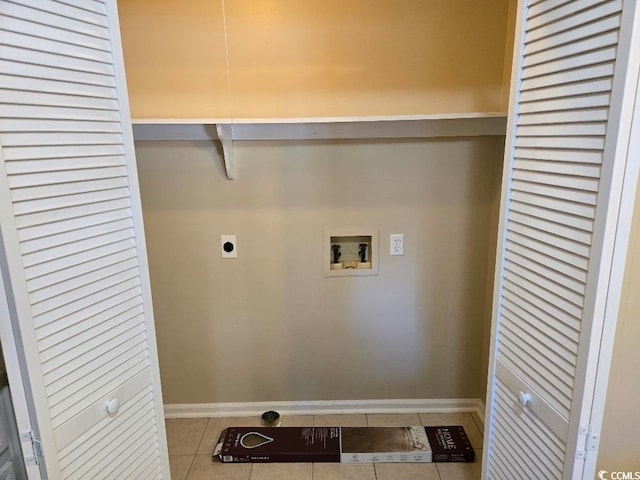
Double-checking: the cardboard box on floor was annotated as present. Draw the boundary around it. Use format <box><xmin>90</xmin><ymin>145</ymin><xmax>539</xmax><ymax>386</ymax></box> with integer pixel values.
<box><xmin>213</xmin><ymin>426</ymin><xmax>474</xmax><ymax>463</ymax></box>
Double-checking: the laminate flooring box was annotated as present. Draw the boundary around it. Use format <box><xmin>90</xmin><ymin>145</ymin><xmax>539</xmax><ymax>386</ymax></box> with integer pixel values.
<box><xmin>213</xmin><ymin>426</ymin><xmax>474</xmax><ymax>463</ymax></box>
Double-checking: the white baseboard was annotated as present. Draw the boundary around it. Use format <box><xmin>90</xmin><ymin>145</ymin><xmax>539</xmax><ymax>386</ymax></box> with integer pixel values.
<box><xmin>164</xmin><ymin>398</ymin><xmax>485</xmax><ymax>422</ymax></box>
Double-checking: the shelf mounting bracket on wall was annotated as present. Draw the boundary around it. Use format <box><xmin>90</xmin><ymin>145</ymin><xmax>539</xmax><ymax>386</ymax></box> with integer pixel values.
<box><xmin>216</xmin><ymin>123</ymin><xmax>235</xmax><ymax>180</ymax></box>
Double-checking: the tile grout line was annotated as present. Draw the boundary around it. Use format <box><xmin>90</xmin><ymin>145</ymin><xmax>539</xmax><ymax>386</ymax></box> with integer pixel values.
<box><xmin>194</xmin><ymin>417</ymin><xmax>211</xmax><ymax>456</ymax></box>
<box><xmin>183</xmin><ymin>454</ymin><xmax>196</xmax><ymax>480</ymax></box>
<box><xmin>470</xmin><ymin>411</ymin><xmax>485</xmax><ymax>439</ymax></box>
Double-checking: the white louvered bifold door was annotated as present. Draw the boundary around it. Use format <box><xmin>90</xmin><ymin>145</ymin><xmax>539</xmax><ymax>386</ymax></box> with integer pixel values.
<box><xmin>485</xmin><ymin>1</ymin><xmax>640</xmax><ymax>480</ymax></box>
<box><xmin>0</xmin><ymin>1</ymin><xmax>169</xmax><ymax>478</ymax></box>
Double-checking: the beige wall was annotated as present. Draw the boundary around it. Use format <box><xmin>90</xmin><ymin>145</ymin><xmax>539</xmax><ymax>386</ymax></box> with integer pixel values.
<box><xmin>136</xmin><ymin>137</ymin><xmax>502</xmax><ymax>404</ymax></box>
<box><xmin>119</xmin><ymin>0</ymin><xmax>511</xmax><ymax>119</ymax></box>
<box><xmin>597</xmin><ymin>182</ymin><xmax>640</xmax><ymax>471</ymax></box>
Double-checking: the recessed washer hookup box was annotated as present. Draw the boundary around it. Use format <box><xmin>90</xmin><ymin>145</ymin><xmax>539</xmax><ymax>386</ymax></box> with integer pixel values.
<box><xmin>213</xmin><ymin>426</ymin><xmax>474</xmax><ymax>463</ymax></box>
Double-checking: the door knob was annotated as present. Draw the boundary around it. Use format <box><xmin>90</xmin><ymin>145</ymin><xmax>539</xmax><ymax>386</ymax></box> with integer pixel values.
<box><xmin>106</xmin><ymin>398</ymin><xmax>120</xmax><ymax>415</ymax></box>
<box><xmin>518</xmin><ymin>391</ymin><xmax>530</xmax><ymax>407</ymax></box>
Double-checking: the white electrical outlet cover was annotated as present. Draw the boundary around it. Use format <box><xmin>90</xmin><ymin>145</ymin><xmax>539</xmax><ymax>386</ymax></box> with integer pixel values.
<box><xmin>221</xmin><ymin>235</ymin><xmax>237</xmax><ymax>258</ymax></box>
<box><xmin>390</xmin><ymin>233</ymin><xmax>404</xmax><ymax>256</ymax></box>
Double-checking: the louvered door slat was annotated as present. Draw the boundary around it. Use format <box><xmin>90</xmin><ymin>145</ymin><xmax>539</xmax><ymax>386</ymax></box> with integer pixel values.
<box><xmin>511</xmin><ymin>190</ymin><xmax>596</xmax><ymax>219</ymax></box>
<box><xmin>0</xmin><ymin>2</ymin><xmax>109</xmax><ymax>40</ymax></box>
<box><xmin>515</xmin><ymin>135</ymin><xmax>605</xmax><ymax>150</ymax></box>
<box><xmin>0</xmin><ymin>45</ymin><xmax>114</xmax><ymax>76</ymax></box>
<box><xmin>55</xmin><ymin>0</ymin><xmax>106</xmax><ymax>16</ymax></box>
<box><xmin>18</xmin><ymin>208</ymin><xmax>131</xmax><ymax>243</ymax></box>
<box><xmin>520</xmin><ymin>79</ymin><xmax>614</xmax><ymax>105</ymax></box>
<box><xmin>24</xmin><ymin>236</ymin><xmax>135</xmax><ymax>279</ymax></box>
<box><xmin>0</xmin><ymin>28</ymin><xmax>111</xmax><ymax>63</ymax></box>
<box><xmin>11</xmin><ymin>176</ymin><xmax>128</xmax><ymax>202</ymax></box>
<box><xmin>492</xmin><ymin>410</ymin><xmax>558</xmax><ymax>479</ymax></box>
<box><xmin>1</xmin><ymin>119</ymin><xmax>122</xmax><ymax>134</ymax></box>
<box><xmin>36</xmin><ymin>287</ymin><xmax>142</xmax><ymax>344</ymax></box>
<box><xmin>14</xmin><ymin>187</ymin><xmax>129</xmax><ymax>217</ymax></box>
<box><xmin>0</xmin><ymin>75</ymin><xmax>117</xmax><ymax>100</ymax></box>
<box><xmin>502</xmin><ymin>279</ymin><xmax>581</xmax><ymax>332</ymax></box>
<box><xmin>27</xmin><ymin>246</ymin><xmax>136</xmax><ymax>291</ymax></box>
<box><xmin>135</xmin><ymin>459</ymin><xmax>161</xmax><ymax>480</ymax></box>
<box><xmin>516</xmin><ymin>122</ymin><xmax>607</xmax><ymax>136</ymax></box>
<box><xmin>0</xmin><ymin>90</ymin><xmax>118</xmax><ymax>113</ymax></box>
<box><xmin>513</xmin><ymin>159</ymin><xmax>601</xmax><ymax>178</ymax></box>
<box><xmin>492</xmin><ymin>408</ymin><xmax>564</xmax><ymax>475</ymax></box>
<box><xmin>15</xmin><ymin>197</ymin><xmax>131</xmax><ymax>230</ymax></box>
<box><xmin>0</xmin><ymin>13</ymin><xmax>109</xmax><ymax>51</ymax></box>
<box><xmin>0</xmin><ymin>104</ymin><xmax>120</xmax><ymax>122</ymax></box>
<box><xmin>74</xmin><ymin>414</ymin><xmax>155</xmax><ymax>479</ymax></box>
<box><xmin>520</xmin><ymin>65</ymin><xmax>615</xmax><ymax>92</ymax></box>
<box><xmin>502</xmin><ymin>297</ymin><xmax>580</xmax><ymax>352</ymax></box>
<box><xmin>492</xmin><ymin>440</ymin><xmax>538</xmax><ymax>480</ymax></box>
<box><xmin>509</xmin><ymin>200</ymin><xmax>594</xmax><ymax>233</ymax></box>
<box><xmin>7</xmin><ymin>157</ymin><xmax>126</xmax><ymax>176</ymax></box>
<box><xmin>522</xmin><ymin>48</ymin><xmax>616</xmax><ymax>80</ymax></box>
<box><xmin>511</xmin><ymin>180</ymin><xmax>597</xmax><ymax>206</ymax></box>
<box><xmin>524</xmin><ymin>31</ymin><xmax>619</xmax><ymax>68</ymax></box>
<box><xmin>486</xmin><ymin>0</ymin><xmax>636</xmax><ymax>478</ymax></box>
<box><xmin>18</xmin><ymin>206</ymin><xmax>131</xmax><ymax>241</ymax></box>
<box><xmin>96</xmin><ymin>424</ymin><xmax>157</xmax><ymax>480</ymax></box>
<box><xmin>501</xmin><ymin>316</ymin><xmax>576</xmax><ymax>380</ymax></box>
<box><xmin>504</xmin><ymin>268</ymin><xmax>582</xmax><ymax>318</ymax></box>
<box><xmin>0</xmin><ymin>59</ymin><xmax>116</xmax><ymax>87</ymax></box>
<box><xmin>525</xmin><ymin>0</ymin><xmax>622</xmax><ymax>41</ymax></box>
<box><xmin>12</xmin><ymin>0</ymin><xmax>108</xmax><ymax>27</ymax></box>
<box><xmin>524</xmin><ymin>15</ymin><xmax>621</xmax><ymax>56</ymax></box>
<box><xmin>509</xmin><ymin>212</ymin><xmax>592</xmax><ymax>246</ymax></box>
<box><xmin>506</xmin><ymin>238</ymin><xmax>588</xmax><ymax>285</ymax></box>
<box><xmin>528</xmin><ymin>0</ymin><xmax>580</xmax><ymax>19</ymax></box>
<box><xmin>39</xmin><ymin>303</ymin><xmax>143</xmax><ymax>364</ymax></box>
<box><xmin>505</xmin><ymin>249</ymin><xmax>585</xmax><ymax>296</ymax></box>
<box><xmin>512</xmin><ymin>169</ymin><xmax>599</xmax><ymax>190</ymax></box>
<box><xmin>21</xmin><ymin>218</ymin><xmax>134</xmax><ymax>254</ymax></box>
<box><xmin>526</xmin><ymin>0</ymin><xmax>608</xmax><ymax>31</ymax></box>
<box><xmin>519</xmin><ymin>94</ymin><xmax>612</xmax><ymax>115</ymax></box>
<box><xmin>501</xmin><ymin>308</ymin><xmax>577</xmax><ymax>370</ymax></box>
<box><xmin>5</xmin><ymin>146</ymin><xmax>124</xmax><ymax>166</ymax></box>
<box><xmin>491</xmin><ymin>425</ymin><xmax>546</xmax><ymax>480</ymax></box>
<box><xmin>45</xmin><ymin>331</ymin><xmax>147</xmax><ymax>398</ymax></box>
<box><xmin>23</xmin><ymin>229</ymin><xmax>135</xmax><ymax>272</ymax></box>
<box><xmin>514</xmin><ymin>147</ymin><xmax>603</xmax><ymax>164</ymax></box>
<box><xmin>0</xmin><ymin>2</ymin><xmax>167</xmax><ymax>476</ymax></box>
<box><xmin>33</xmin><ymin>275</ymin><xmax>141</xmax><ymax>328</ymax></box>
<box><xmin>508</xmin><ymin>220</ymin><xmax>592</xmax><ymax>259</ymax></box>
<box><xmin>3</xmin><ymin>132</ymin><xmax>123</xmax><ymax>147</ymax></box>
<box><xmin>506</xmin><ymin>229</ymin><xmax>589</xmax><ymax>272</ymax></box>
<box><xmin>30</xmin><ymin>257</ymin><xmax>139</xmax><ymax>305</ymax></box>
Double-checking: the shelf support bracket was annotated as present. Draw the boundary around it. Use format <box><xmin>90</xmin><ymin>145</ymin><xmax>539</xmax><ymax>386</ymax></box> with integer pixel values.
<box><xmin>216</xmin><ymin>123</ymin><xmax>235</xmax><ymax>180</ymax></box>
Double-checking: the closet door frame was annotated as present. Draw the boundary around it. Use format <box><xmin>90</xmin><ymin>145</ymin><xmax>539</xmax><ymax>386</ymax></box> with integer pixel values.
<box><xmin>482</xmin><ymin>1</ymin><xmax>640</xmax><ymax>479</ymax></box>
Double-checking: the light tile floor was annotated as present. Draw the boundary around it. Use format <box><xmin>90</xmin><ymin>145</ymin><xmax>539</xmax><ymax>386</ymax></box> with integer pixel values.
<box><xmin>167</xmin><ymin>413</ymin><xmax>484</xmax><ymax>480</ymax></box>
